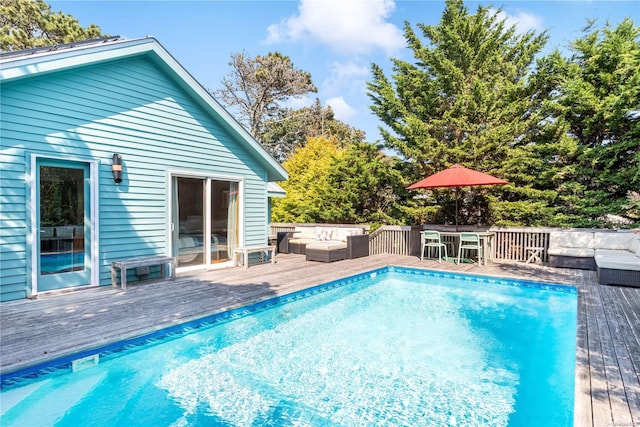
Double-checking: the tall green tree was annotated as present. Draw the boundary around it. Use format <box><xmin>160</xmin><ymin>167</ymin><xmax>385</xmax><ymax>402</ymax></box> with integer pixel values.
<box><xmin>271</xmin><ymin>137</ymin><xmax>340</xmax><ymax>223</ymax></box>
<box><xmin>321</xmin><ymin>142</ymin><xmax>409</xmax><ymax>227</ymax></box>
<box><xmin>556</xmin><ymin>19</ymin><xmax>640</xmax><ymax>224</ymax></box>
<box><xmin>260</xmin><ymin>99</ymin><xmax>366</xmax><ymax>162</ymax></box>
<box><xmin>367</xmin><ymin>0</ymin><xmax>551</xmax><ymax>225</ymax></box>
<box><xmin>271</xmin><ymin>138</ymin><xmax>411</xmax><ymax>227</ymax></box>
<box><xmin>213</xmin><ymin>51</ymin><xmax>317</xmax><ymax>142</ymax></box>
<box><xmin>0</xmin><ymin>0</ymin><xmax>104</xmax><ymax>51</ymax></box>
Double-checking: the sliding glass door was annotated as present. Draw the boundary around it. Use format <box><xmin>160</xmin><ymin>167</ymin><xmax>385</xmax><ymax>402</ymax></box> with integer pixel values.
<box><xmin>172</xmin><ymin>176</ymin><xmax>239</xmax><ymax>268</ymax></box>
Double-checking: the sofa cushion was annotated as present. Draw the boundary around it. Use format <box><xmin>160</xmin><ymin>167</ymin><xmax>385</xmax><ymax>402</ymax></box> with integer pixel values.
<box><xmin>549</xmin><ymin>231</ymin><xmax>594</xmax><ymax>249</ymax></box>
<box><xmin>593</xmin><ymin>232</ymin><xmax>638</xmax><ymax>250</ymax></box>
<box><xmin>627</xmin><ymin>234</ymin><xmax>640</xmax><ymax>256</ymax></box>
<box><xmin>179</xmin><ymin>236</ymin><xmax>196</xmax><ymax>249</ymax></box>
<box><xmin>332</xmin><ymin>227</ymin><xmax>364</xmax><ymax>243</ymax></box>
<box><xmin>548</xmin><ymin>247</ymin><xmax>595</xmax><ymax>258</ymax></box>
<box><xmin>294</xmin><ymin>227</ymin><xmax>317</xmax><ymax>240</ymax></box>
<box><xmin>306</xmin><ymin>241</ymin><xmax>348</xmax><ymax>251</ymax></box>
<box><xmin>595</xmin><ymin>249</ymin><xmax>640</xmax><ymax>271</ymax></box>
<box><xmin>315</xmin><ymin>227</ymin><xmax>333</xmax><ymax>241</ymax></box>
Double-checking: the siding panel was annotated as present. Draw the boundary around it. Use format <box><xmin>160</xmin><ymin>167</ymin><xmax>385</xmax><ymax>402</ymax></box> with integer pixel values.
<box><xmin>1</xmin><ymin>55</ymin><xmax>271</xmax><ymax>300</ymax></box>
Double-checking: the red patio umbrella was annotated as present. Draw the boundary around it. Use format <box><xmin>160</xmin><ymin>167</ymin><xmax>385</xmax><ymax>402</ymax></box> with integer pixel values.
<box><xmin>408</xmin><ymin>164</ymin><xmax>508</xmax><ymax>225</ymax></box>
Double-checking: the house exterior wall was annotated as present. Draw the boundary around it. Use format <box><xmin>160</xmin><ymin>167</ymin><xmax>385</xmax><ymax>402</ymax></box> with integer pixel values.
<box><xmin>0</xmin><ymin>56</ymin><xmax>270</xmax><ymax>301</ymax></box>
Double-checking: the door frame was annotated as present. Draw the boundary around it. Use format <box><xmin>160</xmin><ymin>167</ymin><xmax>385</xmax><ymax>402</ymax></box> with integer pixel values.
<box><xmin>167</xmin><ymin>170</ymin><xmax>244</xmax><ymax>272</ymax></box>
<box><xmin>29</xmin><ymin>153</ymin><xmax>99</xmax><ymax>297</ymax></box>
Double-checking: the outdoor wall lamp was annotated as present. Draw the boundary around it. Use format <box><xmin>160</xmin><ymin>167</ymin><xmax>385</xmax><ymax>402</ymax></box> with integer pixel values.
<box><xmin>112</xmin><ymin>153</ymin><xmax>123</xmax><ymax>184</ymax></box>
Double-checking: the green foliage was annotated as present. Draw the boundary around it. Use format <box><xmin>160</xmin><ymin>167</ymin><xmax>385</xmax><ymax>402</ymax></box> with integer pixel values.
<box><xmin>369</xmin><ymin>0</ymin><xmax>547</xmax><ymax>171</ymax></box>
<box><xmin>367</xmin><ymin>0</ymin><xmax>639</xmax><ymax>228</ymax></box>
<box><xmin>213</xmin><ymin>51</ymin><xmax>317</xmax><ymax>142</ymax></box>
<box><xmin>0</xmin><ymin>0</ymin><xmax>105</xmax><ymax>51</ymax></box>
<box><xmin>623</xmin><ymin>192</ymin><xmax>640</xmax><ymax>220</ymax></box>
<box><xmin>367</xmin><ymin>0</ymin><xmax>551</xmax><ymax>225</ymax></box>
<box><xmin>558</xmin><ymin>19</ymin><xmax>640</xmax><ymax>223</ymax></box>
<box><xmin>492</xmin><ymin>201</ymin><xmax>560</xmax><ymax>227</ymax></box>
<box><xmin>271</xmin><ymin>138</ymin><xmax>410</xmax><ymax>228</ymax></box>
<box><xmin>271</xmin><ymin>137</ymin><xmax>339</xmax><ymax>223</ymax></box>
<box><xmin>259</xmin><ymin>99</ymin><xmax>366</xmax><ymax>162</ymax></box>
<box><xmin>322</xmin><ymin>142</ymin><xmax>409</xmax><ymax>228</ymax></box>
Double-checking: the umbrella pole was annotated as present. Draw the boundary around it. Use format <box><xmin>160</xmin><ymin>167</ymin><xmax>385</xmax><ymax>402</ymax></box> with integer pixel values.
<box><xmin>455</xmin><ymin>197</ymin><xmax>458</xmax><ymax>228</ymax></box>
<box><xmin>455</xmin><ymin>188</ymin><xmax>460</xmax><ymax>231</ymax></box>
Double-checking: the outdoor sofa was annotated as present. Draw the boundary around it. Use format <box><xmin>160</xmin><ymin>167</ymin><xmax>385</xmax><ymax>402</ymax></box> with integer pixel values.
<box><xmin>548</xmin><ymin>230</ymin><xmax>640</xmax><ymax>287</ymax></box>
<box><xmin>278</xmin><ymin>226</ymin><xmax>369</xmax><ymax>262</ymax></box>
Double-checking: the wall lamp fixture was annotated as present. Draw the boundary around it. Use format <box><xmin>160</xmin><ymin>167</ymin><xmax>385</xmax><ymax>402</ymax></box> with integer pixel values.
<box><xmin>112</xmin><ymin>153</ymin><xmax>123</xmax><ymax>184</ymax></box>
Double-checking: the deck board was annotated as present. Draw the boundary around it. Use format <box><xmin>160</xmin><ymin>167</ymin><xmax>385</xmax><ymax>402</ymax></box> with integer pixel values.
<box><xmin>1</xmin><ymin>254</ymin><xmax>639</xmax><ymax>426</ymax></box>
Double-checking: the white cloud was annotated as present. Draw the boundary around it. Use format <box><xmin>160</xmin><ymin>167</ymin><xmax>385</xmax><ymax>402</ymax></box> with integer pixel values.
<box><xmin>265</xmin><ymin>0</ymin><xmax>405</xmax><ymax>55</ymax></box>
<box><xmin>491</xmin><ymin>8</ymin><xmax>544</xmax><ymax>34</ymax></box>
<box><xmin>323</xmin><ymin>60</ymin><xmax>370</xmax><ymax>96</ymax></box>
<box><xmin>326</xmin><ymin>96</ymin><xmax>357</xmax><ymax>121</ymax></box>
<box><xmin>282</xmin><ymin>96</ymin><xmax>314</xmax><ymax>110</ymax></box>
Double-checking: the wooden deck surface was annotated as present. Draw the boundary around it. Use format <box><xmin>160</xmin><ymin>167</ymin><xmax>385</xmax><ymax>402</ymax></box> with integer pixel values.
<box><xmin>1</xmin><ymin>254</ymin><xmax>638</xmax><ymax>426</ymax></box>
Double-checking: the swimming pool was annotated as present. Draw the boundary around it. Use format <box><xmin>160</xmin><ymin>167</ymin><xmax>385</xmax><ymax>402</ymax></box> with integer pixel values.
<box><xmin>0</xmin><ymin>266</ymin><xmax>577</xmax><ymax>426</ymax></box>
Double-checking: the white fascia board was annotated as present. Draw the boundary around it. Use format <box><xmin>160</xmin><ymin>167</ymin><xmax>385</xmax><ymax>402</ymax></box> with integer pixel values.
<box><xmin>0</xmin><ymin>38</ymin><xmax>154</xmax><ymax>81</ymax></box>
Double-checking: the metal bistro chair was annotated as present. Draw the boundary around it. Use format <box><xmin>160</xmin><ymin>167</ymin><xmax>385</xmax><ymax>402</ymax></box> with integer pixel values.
<box><xmin>421</xmin><ymin>230</ymin><xmax>448</xmax><ymax>262</ymax></box>
<box><xmin>457</xmin><ymin>232</ymin><xmax>484</xmax><ymax>265</ymax></box>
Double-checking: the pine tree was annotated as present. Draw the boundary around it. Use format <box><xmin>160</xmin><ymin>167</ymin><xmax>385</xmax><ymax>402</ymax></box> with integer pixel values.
<box><xmin>0</xmin><ymin>0</ymin><xmax>105</xmax><ymax>51</ymax></box>
<box><xmin>559</xmin><ymin>19</ymin><xmax>640</xmax><ymax>224</ymax></box>
<box><xmin>367</xmin><ymin>0</ymin><xmax>550</xmax><ymax>225</ymax></box>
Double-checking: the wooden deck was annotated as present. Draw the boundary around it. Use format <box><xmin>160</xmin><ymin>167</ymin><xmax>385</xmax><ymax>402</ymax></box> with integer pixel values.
<box><xmin>1</xmin><ymin>254</ymin><xmax>638</xmax><ymax>426</ymax></box>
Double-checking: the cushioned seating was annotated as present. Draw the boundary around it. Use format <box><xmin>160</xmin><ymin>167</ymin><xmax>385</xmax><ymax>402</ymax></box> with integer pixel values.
<box><xmin>280</xmin><ymin>226</ymin><xmax>369</xmax><ymax>261</ymax></box>
<box><xmin>306</xmin><ymin>241</ymin><xmax>348</xmax><ymax>262</ymax></box>
<box><xmin>549</xmin><ymin>229</ymin><xmax>640</xmax><ymax>286</ymax></box>
<box><xmin>177</xmin><ymin>234</ymin><xmax>227</xmax><ymax>263</ymax></box>
<box><xmin>548</xmin><ymin>231</ymin><xmax>597</xmax><ymax>270</ymax></box>
<box><xmin>595</xmin><ymin>249</ymin><xmax>640</xmax><ymax>270</ymax></box>
<box><xmin>285</xmin><ymin>226</ymin><xmax>364</xmax><ymax>255</ymax></box>
<box><xmin>178</xmin><ymin>236</ymin><xmax>200</xmax><ymax>263</ymax></box>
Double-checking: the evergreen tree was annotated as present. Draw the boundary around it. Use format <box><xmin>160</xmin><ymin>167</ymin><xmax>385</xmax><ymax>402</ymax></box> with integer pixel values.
<box><xmin>367</xmin><ymin>0</ymin><xmax>550</xmax><ymax>225</ymax></box>
<box><xmin>322</xmin><ymin>142</ymin><xmax>409</xmax><ymax>227</ymax></box>
<box><xmin>558</xmin><ymin>19</ymin><xmax>640</xmax><ymax>225</ymax></box>
<box><xmin>271</xmin><ymin>137</ymin><xmax>340</xmax><ymax>223</ymax></box>
<box><xmin>0</xmin><ymin>0</ymin><xmax>105</xmax><ymax>51</ymax></box>
<box><xmin>271</xmin><ymin>138</ymin><xmax>412</xmax><ymax>227</ymax></box>
<box><xmin>260</xmin><ymin>99</ymin><xmax>366</xmax><ymax>162</ymax></box>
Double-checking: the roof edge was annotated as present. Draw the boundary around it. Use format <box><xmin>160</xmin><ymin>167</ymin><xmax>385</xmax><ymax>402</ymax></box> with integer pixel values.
<box><xmin>0</xmin><ymin>36</ymin><xmax>288</xmax><ymax>182</ymax></box>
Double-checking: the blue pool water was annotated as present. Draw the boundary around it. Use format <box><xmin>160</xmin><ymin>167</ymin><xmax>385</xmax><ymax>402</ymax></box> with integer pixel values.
<box><xmin>0</xmin><ymin>267</ymin><xmax>577</xmax><ymax>426</ymax></box>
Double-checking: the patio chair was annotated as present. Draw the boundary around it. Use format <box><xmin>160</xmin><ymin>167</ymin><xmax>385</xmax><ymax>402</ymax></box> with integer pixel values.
<box><xmin>421</xmin><ymin>230</ymin><xmax>448</xmax><ymax>262</ymax></box>
<box><xmin>457</xmin><ymin>232</ymin><xmax>483</xmax><ymax>265</ymax></box>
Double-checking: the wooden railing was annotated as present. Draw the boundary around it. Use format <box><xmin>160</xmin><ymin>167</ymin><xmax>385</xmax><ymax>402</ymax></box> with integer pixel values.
<box><xmin>368</xmin><ymin>225</ymin><xmax>554</xmax><ymax>262</ymax></box>
<box><xmin>271</xmin><ymin>223</ymin><xmax>562</xmax><ymax>262</ymax></box>
<box><xmin>490</xmin><ymin>227</ymin><xmax>551</xmax><ymax>262</ymax></box>
<box><xmin>269</xmin><ymin>223</ymin><xmax>635</xmax><ymax>263</ymax></box>
<box><xmin>367</xmin><ymin>225</ymin><xmax>421</xmax><ymax>256</ymax></box>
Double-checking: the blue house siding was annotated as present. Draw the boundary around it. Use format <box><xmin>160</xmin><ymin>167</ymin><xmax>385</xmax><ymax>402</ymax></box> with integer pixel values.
<box><xmin>0</xmin><ymin>38</ymin><xmax>287</xmax><ymax>301</ymax></box>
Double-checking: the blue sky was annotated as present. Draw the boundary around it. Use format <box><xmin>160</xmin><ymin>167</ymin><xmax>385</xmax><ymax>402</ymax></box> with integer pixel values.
<box><xmin>50</xmin><ymin>0</ymin><xmax>637</xmax><ymax>143</ymax></box>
